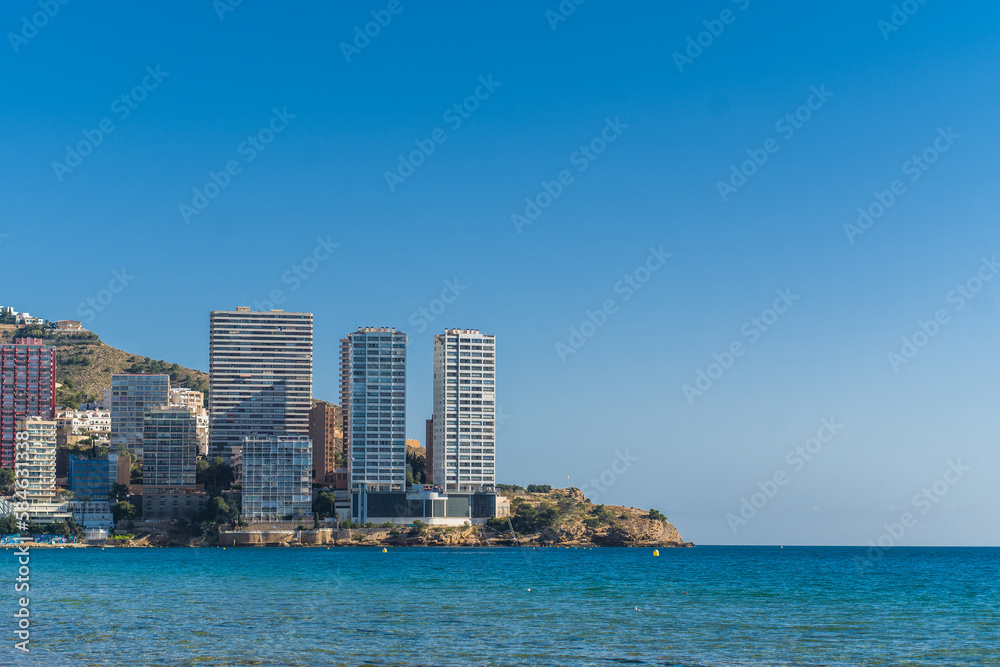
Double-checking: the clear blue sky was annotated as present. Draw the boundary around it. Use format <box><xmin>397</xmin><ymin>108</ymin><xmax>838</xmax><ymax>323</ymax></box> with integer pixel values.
<box><xmin>3</xmin><ymin>1</ymin><xmax>999</xmax><ymax>546</ymax></box>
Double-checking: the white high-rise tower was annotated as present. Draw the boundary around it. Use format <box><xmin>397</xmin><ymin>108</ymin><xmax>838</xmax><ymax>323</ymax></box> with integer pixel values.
<box><xmin>431</xmin><ymin>329</ymin><xmax>496</xmax><ymax>493</ymax></box>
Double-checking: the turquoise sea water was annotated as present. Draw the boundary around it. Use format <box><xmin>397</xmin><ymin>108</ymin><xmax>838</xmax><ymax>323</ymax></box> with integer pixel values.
<box><xmin>2</xmin><ymin>546</ymin><xmax>998</xmax><ymax>666</ymax></box>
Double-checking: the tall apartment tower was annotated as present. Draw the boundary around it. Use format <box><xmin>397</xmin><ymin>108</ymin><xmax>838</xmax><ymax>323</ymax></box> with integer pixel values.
<box><xmin>142</xmin><ymin>406</ymin><xmax>198</xmax><ymax>487</ymax></box>
<box><xmin>15</xmin><ymin>417</ymin><xmax>57</xmax><ymax>505</ymax></box>
<box><xmin>0</xmin><ymin>339</ymin><xmax>56</xmax><ymax>468</ymax></box>
<box><xmin>339</xmin><ymin>327</ymin><xmax>407</xmax><ymax>492</ymax></box>
<box><xmin>209</xmin><ymin>308</ymin><xmax>313</xmax><ymax>461</ymax></box>
<box><xmin>431</xmin><ymin>329</ymin><xmax>496</xmax><ymax>493</ymax></box>
<box><xmin>109</xmin><ymin>373</ymin><xmax>170</xmax><ymax>462</ymax></box>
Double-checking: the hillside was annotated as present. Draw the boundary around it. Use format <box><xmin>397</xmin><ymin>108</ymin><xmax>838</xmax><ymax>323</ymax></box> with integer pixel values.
<box><xmin>0</xmin><ymin>325</ymin><xmax>208</xmax><ymax>408</ymax></box>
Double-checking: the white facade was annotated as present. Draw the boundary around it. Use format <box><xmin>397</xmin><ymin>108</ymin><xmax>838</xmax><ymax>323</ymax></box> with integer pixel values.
<box><xmin>432</xmin><ymin>329</ymin><xmax>496</xmax><ymax>493</ymax></box>
<box><xmin>56</xmin><ymin>409</ymin><xmax>111</xmax><ymax>433</ymax></box>
<box><xmin>209</xmin><ymin>309</ymin><xmax>313</xmax><ymax>462</ymax></box>
<box><xmin>340</xmin><ymin>327</ymin><xmax>407</xmax><ymax>492</ymax></box>
<box><xmin>15</xmin><ymin>418</ymin><xmax>58</xmax><ymax>505</ymax></box>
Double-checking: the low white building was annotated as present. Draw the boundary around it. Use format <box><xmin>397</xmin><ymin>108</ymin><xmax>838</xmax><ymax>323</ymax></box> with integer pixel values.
<box><xmin>56</xmin><ymin>409</ymin><xmax>111</xmax><ymax>434</ymax></box>
<box><xmin>14</xmin><ymin>312</ymin><xmax>43</xmax><ymax>326</ymax></box>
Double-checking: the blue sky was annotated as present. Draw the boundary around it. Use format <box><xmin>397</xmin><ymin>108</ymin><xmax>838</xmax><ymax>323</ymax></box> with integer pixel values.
<box><xmin>3</xmin><ymin>1</ymin><xmax>999</xmax><ymax>545</ymax></box>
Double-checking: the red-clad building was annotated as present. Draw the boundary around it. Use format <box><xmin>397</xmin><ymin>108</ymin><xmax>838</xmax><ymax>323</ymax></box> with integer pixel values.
<box><xmin>1</xmin><ymin>338</ymin><xmax>56</xmax><ymax>468</ymax></box>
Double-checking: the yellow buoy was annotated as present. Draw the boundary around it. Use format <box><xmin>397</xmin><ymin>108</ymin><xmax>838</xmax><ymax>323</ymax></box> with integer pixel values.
<box><xmin>382</xmin><ymin>548</ymin><xmax>387</xmax><ymax>553</ymax></box>
<box><xmin>653</xmin><ymin>549</ymin><xmax>660</xmax><ymax>557</ymax></box>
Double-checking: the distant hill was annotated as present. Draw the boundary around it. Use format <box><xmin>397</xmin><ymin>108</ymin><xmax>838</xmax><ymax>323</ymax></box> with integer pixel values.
<box><xmin>0</xmin><ymin>325</ymin><xmax>208</xmax><ymax>408</ymax></box>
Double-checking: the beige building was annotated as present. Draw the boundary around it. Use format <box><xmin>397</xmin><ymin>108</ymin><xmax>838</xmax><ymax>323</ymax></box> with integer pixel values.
<box><xmin>15</xmin><ymin>418</ymin><xmax>58</xmax><ymax>505</ymax></box>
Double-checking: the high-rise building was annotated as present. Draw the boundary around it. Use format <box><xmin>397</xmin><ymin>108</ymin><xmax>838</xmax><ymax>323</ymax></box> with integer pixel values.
<box><xmin>0</xmin><ymin>339</ymin><xmax>56</xmax><ymax>468</ymax></box>
<box><xmin>142</xmin><ymin>406</ymin><xmax>198</xmax><ymax>487</ymax></box>
<box><xmin>141</xmin><ymin>405</ymin><xmax>205</xmax><ymax>518</ymax></box>
<box><xmin>169</xmin><ymin>388</ymin><xmax>209</xmax><ymax>456</ymax></box>
<box><xmin>15</xmin><ymin>417</ymin><xmax>57</xmax><ymax>505</ymax></box>
<box><xmin>431</xmin><ymin>329</ymin><xmax>496</xmax><ymax>493</ymax></box>
<box><xmin>241</xmin><ymin>435</ymin><xmax>312</xmax><ymax>520</ymax></box>
<box><xmin>340</xmin><ymin>327</ymin><xmax>407</xmax><ymax>492</ymax></box>
<box><xmin>110</xmin><ymin>374</ymin><xmax>170</xmax><ymax>462</ymax></box>
<box><xmin>209</xmin><ymin>308</ymin><xmax>313</xmax><ymax>461</ymax></box>
<box><xmin>308</xmin><ymin>400</ymin><xmax>343</xmax><ymax>484</ymax></box>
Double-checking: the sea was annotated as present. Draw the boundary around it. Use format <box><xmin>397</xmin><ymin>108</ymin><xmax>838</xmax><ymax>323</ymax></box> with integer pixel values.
<box><xmin>2</xmin><ymin>545</ymin><xmax>998</xmax><ymax>666</ymax></box>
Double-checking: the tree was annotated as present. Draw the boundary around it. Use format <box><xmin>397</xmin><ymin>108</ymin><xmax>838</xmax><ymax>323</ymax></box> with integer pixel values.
<box><xmin>112</xmin><ymin>501</ymin><xmax>138</xmax><ymax>524</ymax></box>
<box><xmin>405</xmin><ymin>447</ymin><xmax>425</xmax><ymax>484</ymax></box>
<box><xmin>526</xmin><ymin>484</ymin><xmax>552</xmax><ymax>493</ymax></box>
<box><xmin>0</xmin><ymin>515</ymin><xmax>19</xmax><ymax>534</ymax></box>
<box><xmin>0</xmin><ymin>468</ymin><xmax>15</xmax><ymax>494</ymax></box>
<box><xmin>110</xmin><ymin>483</ymin><xmax>130</xmax><ymax>503</ymax></box>
<box><xmin>648</xmin><ymin>509</ymin><xmax>668</xmax><ymax>522</ymax></box>
<box><xmin>409</xmin><ymin>519</ymin><xmax>427</xmax><ymax>537</ymax></box>
<box><xmin>130</xmin><ymin>464</ymin><xmax>143</xmax><ymax>485</ymax></box>
<box><xmin>207</xmin><ymin>496</ymin><xmax>238</xmax><ymax>524</ymax></box>
<box><xmin>49</xmin><ymin>520</ymin><xmax>70</xmax><ymax>536</ymax></box>
<box><xmin>314</xmin><ymin>491</ymin><xmax>337</xmax><ymax>519</ymax></box>
<box><xmin>196</xmin><ymin>457</ymin><xmax>235</xmax><ymax>494</ymax></box>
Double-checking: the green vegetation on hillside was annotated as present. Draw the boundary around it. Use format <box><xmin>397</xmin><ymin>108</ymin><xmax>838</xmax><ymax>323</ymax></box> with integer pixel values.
<box><xmin>10</xmin><ymin>324</ymin><xmax>99</xmax><ymax>342</ymax></box>
<box><xmin>124</xmin><ymin>356</ymin><xmax>208</xmax><ymax>395</ymax></box>
<box><xmin>1</xmin><ymin>322</ymin><xmax>209</xmax><ymax>406</ymax></box>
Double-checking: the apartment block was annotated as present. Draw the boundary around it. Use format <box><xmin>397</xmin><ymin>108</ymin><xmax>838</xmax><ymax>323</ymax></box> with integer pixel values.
<box><xmin>110</xmin><ymin>374</ymin><xmax>169</xmax><ymax>462</ymax></box>
<box><xmin>142</xmin><ymin>406</ymin><xmax>198</xmax><ymax>487</ymax></box>
<box><xmin>339</xmin><ymin>327</ymin><xmax>407</xmax><ymax>492</ymax></box>
<box><xmin>432</xmin><ymin>329</ymin><xmax>496</xmax><ymax>493</ymax></box>
<box><xmin>241</xmin><ymin>435</ymin><xmax>312</xmax><ymax>520</ymax></box>
<box><xmin>169</xmin><ymin>388</ymin><xmax>209</xmax><ymax>456</ymax></box>
<box><xmin>308</xmin><ymin>400</ymin><xmax>343</xmax><ymax>483</ymax></box>
<box><xmin>0</xmin><ymin>338</ymin><xmax>56</xmax><ymax>468</ymax></box>
<box><xmin>15</xmin><ymin>417</ymin><xmax>57</xmax><ymax>505</ymax></box>
<box><xmin>68</xmin><ymin>455</ymin><xmax>111</xmax><ymax>500</ymax></box>
<box><xmin>209</xmin><ymin>308</ymin><xmax>313</xmax><ymax>461</ymax></box>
